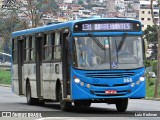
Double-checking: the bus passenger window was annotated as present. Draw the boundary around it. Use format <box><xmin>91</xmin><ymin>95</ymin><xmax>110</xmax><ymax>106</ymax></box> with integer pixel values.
<box><xmin>25</xmin><ymin>37</ymin><xmax>29</xmax><ymax>62</ymax></box>
<box><xmin>24</xmin><ymin>38</ymin><xmax>27</xmax><ymax>61</ymax></box>
<box><xmin>44</xmin><ymin>34</ymin><xmax>52</xmax><ymax>61</ymax></box>
<box><xmin>29</xmin><ymin>36</ymin><xmax>35</xmax><ymax>61</ymax></box>
<box><xmin>53</xmin><ymin>32</ymin><xmax>61</xmax><ymax>60</ymax></box>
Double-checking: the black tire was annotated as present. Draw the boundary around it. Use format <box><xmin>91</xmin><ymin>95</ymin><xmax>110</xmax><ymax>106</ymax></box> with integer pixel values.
<box><xmin>58</xmin><ymin>85</ymin><xmax>72</xmax><ymax>111</ymax></box>
<box><xmin>74</xmin><ymin>101</ymin><xmax>91</xmax><ymax>108</ymax></box>
<box><xmin>26</xmin><ymin>82</ymin><xmax>37</xmax><ymax>105</ymax></box>
<box><xmin>74</xmin><ymin>101</ymin><xmax>83</xmax><ymax>108</ymax></box>
<box><xmin>38</xmin><ymin>100</ymin><xmax>45</xmax><ymax>106</ymax></box>
<box><xmin>83</xmin><ymin>102</ymin><xmax>91</xmax><ymax>107</ymax></box>
<box><xmin>115</xmin><ymin>98</ymin><xmax>128</xmax><ymax>112</ymax></box>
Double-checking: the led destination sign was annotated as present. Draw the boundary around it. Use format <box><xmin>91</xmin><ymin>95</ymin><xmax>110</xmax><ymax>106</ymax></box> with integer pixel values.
<box><xmin>82</xmin><ymin>23</ymin><xmax>132</xmax><ymax>31</ymax></box>
<box><xmin>74</xmin><ymin>21</ymin><xmax>141</xmax><ymax>32</ymax></box>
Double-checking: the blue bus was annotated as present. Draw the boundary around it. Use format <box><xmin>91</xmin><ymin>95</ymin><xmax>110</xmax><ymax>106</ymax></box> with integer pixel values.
<box><xmin>12</xmin><ymin>18</ymin><xmax>145</xmax><ymax>112</ymax></box>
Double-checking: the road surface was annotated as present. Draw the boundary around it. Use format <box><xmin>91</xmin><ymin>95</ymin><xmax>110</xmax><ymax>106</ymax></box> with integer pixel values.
<box><xmin>0</xmin><ymin>86</ymin><xmax>160</xmax><ymax>120</ymax></box>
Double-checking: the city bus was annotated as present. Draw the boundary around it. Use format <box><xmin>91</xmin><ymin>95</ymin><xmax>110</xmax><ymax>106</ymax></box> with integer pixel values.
<box><xmin>12</xmin><ymin>18</ymin><xmax>145</xmax><ymax>112</ymax></box>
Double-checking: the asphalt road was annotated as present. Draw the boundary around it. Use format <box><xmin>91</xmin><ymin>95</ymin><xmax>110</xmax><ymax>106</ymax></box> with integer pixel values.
<box><xmin>0</xmin><ymin>86</ymin><xmax>160</xmax><ymax>120</ymax></box>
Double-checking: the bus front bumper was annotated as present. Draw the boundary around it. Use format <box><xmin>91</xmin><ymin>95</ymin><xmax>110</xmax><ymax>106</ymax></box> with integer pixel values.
<box><xmin>71</xmin><ymin>81</ymin><xmax>146</xmax><ymax>100</ymax></box>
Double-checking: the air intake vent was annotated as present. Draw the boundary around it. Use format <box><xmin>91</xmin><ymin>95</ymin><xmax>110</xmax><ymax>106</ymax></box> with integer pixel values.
<box><xmin>85</xmin><ymin>72</ymin><xmax>135</xmax><ymax>78</ymax></box>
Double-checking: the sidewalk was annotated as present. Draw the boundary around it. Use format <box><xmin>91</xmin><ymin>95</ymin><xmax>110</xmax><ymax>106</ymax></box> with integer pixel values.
<box><xmin>0</xmin><ymin>84</ymin><xmax>11</xmax><ymax>87</ymax></box>
<box><xmin>145</xmin><ymin>97</ymin><xmax>160</xmax><ymax>101</ymax></box>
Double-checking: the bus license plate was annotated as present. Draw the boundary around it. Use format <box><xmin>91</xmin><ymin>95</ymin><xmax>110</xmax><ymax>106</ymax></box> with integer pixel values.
<box><xmin>105</xmin><ymin>90</ymin><xmax>117</xmax><ymax>94</ymax></box>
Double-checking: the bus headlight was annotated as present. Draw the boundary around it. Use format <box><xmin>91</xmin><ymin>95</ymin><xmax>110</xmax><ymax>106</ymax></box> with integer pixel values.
<box><xmin>136</xmin><ymin>80</ymin><xmax>141</xmax><ymax>85</ymax></box>
<box><xmin>80</xmin><ymin>82</ymin><xmax>84</xmax><ymax>86</ymax></box>
<box><xmin>139</xmin><ymin>77</ymin><xmax>145</xmax><ymax>82</ymax></box>
<box><xmin>74</xmin><ymin>78</ymin><xmax>80</xmax><ymax>83</ymax></box>
<box><xmin>131</xmin><ymin>83</ymin><xmax>135</xmax><ymax>87</ymax></box>
<box><xmin>86</xmin><ymin>84</ymin><xmax>91</xmax><ymax>88</ymax></box>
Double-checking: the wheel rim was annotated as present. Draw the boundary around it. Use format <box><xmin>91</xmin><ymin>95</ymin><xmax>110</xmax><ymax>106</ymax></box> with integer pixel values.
<box><xmin>26</xmin><ymin>84</ymin><xmax>31</xmax><ymax>103</ymax></box>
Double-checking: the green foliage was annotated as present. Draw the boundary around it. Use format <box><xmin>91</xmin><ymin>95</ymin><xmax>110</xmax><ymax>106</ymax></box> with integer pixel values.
<box><xmin>151</xmin><ymin>60</ymin><xmax>157</xmax><ymax>74</ymax></box>
<box><xmin>78</xmin><ymin>0</ymin><xmax>84</xmax><ymax>5</ymax></box>
<box><xmin>127</xmin><ymin>3</ymin><xmax>132</xmax><ymax>9</ymax></box>
<box><xmin>146</xmin><ymin>77</ymin><xmax>160</xmax><ymax>97</ymax></box>
<box><xmin>0</xmin><ymin>70</ymin><xmax>11</xmax><ymax>85</ymax></box>
<box><xmin>143</xmin><ymin>25</ymin><xmax>158</xmax><ymax>43</ymax></box>
<box><xmin>40</xmin><ymin>0</ymin><xmax>59</xmax><ymax>13</ymax></box>
<box><xmin>144</xmin><ymin>60</ymin><xmax>151</xmax><ymax>67</ymax></box>
<box><xmin>148</xmin><ymin>79</ymin><xmax>154</xmax><ymax>86</ymax></box>
<box><xmin>84</xmin><ymin>4</ymin><xmax>92</xmax><ymax>9</ymax></box>
<box><xmin>0</xmin><ymin>17</ymin><xmax>24</xmax><ymax>53</ymax></box>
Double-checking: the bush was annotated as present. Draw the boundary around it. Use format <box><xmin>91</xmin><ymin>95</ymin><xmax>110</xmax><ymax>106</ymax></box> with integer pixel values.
<box><xmin>151</xmin><ymin>60</ymin><xmax>157</xmax><ymax>75</ymax></box>
<box><xmin>149</xmin><ymin>80</ymin><xmax>154</xmax><ymax>86</ymax></box>
<box><xmin>144</xmin><ymin>60</ymin><xmax>151</xmax><ymax>67</ymax></box>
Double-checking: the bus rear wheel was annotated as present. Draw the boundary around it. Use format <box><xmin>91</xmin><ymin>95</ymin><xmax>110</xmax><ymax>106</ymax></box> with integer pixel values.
<box><xmin>26</xmin><ymin>82</ymin><xmax>37</xmax><ymax>105</ymax></box>
<box><xmin>58</xmin><ymin>85</ymin><xmax>72</xmax><ymax>111</ymax></box>
<box><xmin>115</xmin><ymin>98</ymin><xmax>128</xmax><ymax>112</ymax></box>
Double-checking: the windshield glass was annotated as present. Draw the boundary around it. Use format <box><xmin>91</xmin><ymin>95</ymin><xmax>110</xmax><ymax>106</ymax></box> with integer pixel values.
<box><xmin>72</xmin><ymin>36</ymin><xmax>143</xmax><ymax>70</ymax></box>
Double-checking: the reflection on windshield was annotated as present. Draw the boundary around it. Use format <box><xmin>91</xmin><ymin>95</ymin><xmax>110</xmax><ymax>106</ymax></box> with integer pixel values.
<box><xmin>73</xmin><ymin>36</ymin><xmax>143</xmax><ymax>70</ymax></box>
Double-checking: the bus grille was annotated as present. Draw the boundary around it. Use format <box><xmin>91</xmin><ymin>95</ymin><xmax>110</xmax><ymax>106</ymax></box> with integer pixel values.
<box><xmin>85</xmin><ymin>72</ymin><xmax>135</xmax><ymax>78</ymax></box>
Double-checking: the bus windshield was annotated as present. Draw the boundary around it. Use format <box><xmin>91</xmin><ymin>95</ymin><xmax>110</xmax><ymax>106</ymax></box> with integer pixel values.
<box><xmin>73</xmin><ymin>35</ymin><xmax>143</xmax><ymax>70</ymax></box>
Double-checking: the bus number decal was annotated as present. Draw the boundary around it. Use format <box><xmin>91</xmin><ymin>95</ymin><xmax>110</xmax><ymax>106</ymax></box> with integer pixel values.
<box><xmin>123</xmin><ymin>78</ymin><xmax>132</xmax><ymax>83</ymax></box>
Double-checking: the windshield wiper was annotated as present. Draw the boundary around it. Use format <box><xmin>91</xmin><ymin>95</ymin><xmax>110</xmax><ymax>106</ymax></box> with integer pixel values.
<box><xmin>115</xmin><ymin>40</ymin><xmax>119</xmax><ymax>63</ymax></box>
<box><xmin>88</xmin><ymin>33</ymin><xmax>105</xmax><ymax>50</ymax></box>
<box><xmin>117</xmin><ymin>33</ymin><xmax>127</xmax><ymax>52</ymax></box>
<box><xmin>114</xmin><ymin>33</ymin><xmax>128</xmax><ymax>64</ymax></box>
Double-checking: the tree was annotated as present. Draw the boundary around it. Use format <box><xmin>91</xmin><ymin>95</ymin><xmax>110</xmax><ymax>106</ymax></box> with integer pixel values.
<box><xmin>0</xmin><ymin>0</ymin><xmax>59</xmax><ymax>55</ymax></box>
<box><xmin>150</xmin><ymin>0</ymin><xmax>160</xmax><ymax>98</ymax></box>
<box><xmin>127</xmin><ymin>3</ymin><xmax>133</xmax><ymax>9</ymax></box>
<box><xmin>143</xmin><ymin>25</ymin><xmax>158</xmax><ymax>43</ymax></box>
<box><xmin>78</xmin><ymin>0</ymin><xmax>84</xmax><ymax>5</ymax></box>
<box><xmin>3</xmin><ymin>0</ymin><xmax>59</xmax><ymax>28</ymax></box>
<box><xmin>115</xmin><ymin>6</ymin><xmax>121</xmax><ymax>12</ymax></box>
<box><xmin>84</xmin><ymin>3</ymin><xmax>92</xmax><ymax>9</ymax></box>
<box><xmin>0</xmin><ymin>15</ymin><xmax>26</xmax><ymax>54</ymax></box>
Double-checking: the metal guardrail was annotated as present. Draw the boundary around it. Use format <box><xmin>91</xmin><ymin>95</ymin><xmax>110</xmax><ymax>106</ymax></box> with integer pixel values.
<box><xmin>0</xmin><ymin>63</ymin><xmax>11</xmax><ymax>71</ymax></box>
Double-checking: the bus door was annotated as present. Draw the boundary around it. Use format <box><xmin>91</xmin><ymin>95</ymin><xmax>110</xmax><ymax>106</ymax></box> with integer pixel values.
<box><xmin>62</xmin><ymin>30</ymin><xmax>71</xmax><ymax>99</ymax></box>
<box><xmin>17</xmin><ymin>39</ymin><xmax>24</xmax><ymax>95</ymax></box>
<box><xmin>35</xmin><ymin>33</ymin><xmax>43</xmax><ymax>98</ymax></box>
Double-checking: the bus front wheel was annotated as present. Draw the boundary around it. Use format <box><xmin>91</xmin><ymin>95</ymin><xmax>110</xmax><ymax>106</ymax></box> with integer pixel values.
<box><xmin>115</xmin><ymin>98</ymin><xmax>128</xmax><ymax>112</ymax></box>
<box><xmin>58</xmin><ymin>85</ymin><xmax>72</xmax><ymax>111</ymax></box>
<box><xmin>74</xmin><ymin>101</ymin><xmax>91</xmax><ymax>108</ymax></box>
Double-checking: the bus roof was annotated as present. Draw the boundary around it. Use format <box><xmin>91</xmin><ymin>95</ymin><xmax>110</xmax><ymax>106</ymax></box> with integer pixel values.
<box><xmin>12</xmin><ymin>18</ymin><xmax>141</xmax><ymax>38</ymax></box>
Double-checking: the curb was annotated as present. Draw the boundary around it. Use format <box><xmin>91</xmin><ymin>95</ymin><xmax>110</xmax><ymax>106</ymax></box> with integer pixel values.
<box><xmin>0</xmin><ymin>84</ymin><xmax>11</xmax><ymax>87</ymax></box>
<box><xmin>144</xmin><ymin>97</ymin><xmax>160</xmax><ymax>101</ymax></box>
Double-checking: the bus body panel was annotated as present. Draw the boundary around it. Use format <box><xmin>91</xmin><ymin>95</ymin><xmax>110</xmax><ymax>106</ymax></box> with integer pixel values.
<box><xmin>12</xmin><ymin>22</ymin><xmax>73</xmax><ymax>38</ymax></box>
<box><xmin>12</xmin><ymin>64</ymin><xmax>19</xmax><ymax>95</ymax></box>
<box><xmin>42</xmin><ymin>62</ymin><xmax>62</xmax><ymax>100</ymax></box>
<box><xmin>23</xmin><ymin>63</ymin><xmax>37</xmax><ymax>98</ymax></box>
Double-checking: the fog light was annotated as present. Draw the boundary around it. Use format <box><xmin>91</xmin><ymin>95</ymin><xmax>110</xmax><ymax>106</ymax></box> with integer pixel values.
<box><xmin>86</xmin><ymin>84</ymin><xmax>91</xmax><ymax>88</ymax></box>
<box><xmin>139</xmin><ymin>77</ymin><xmax>145</xmax><ymax>82</ymax></box>
<box><xmin>74</xmin><ymin>78</ymin><xmax>80</xmax><ymax>83</ymax></box>
<box><xmin>131</xmin><ymin>83</ymin><xmax>135</xmax><ymax>87</ymax></box>
<box><xmin>80</xmin><ymin>82</ymin><xmax>84</xmax><ymax>86</ymax></box>
<box><xmin>136</xmin><ymin>80</ymin><xmax>140</xmax><ymax>85</ymax></box>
